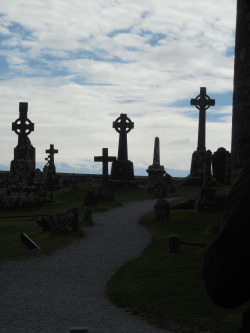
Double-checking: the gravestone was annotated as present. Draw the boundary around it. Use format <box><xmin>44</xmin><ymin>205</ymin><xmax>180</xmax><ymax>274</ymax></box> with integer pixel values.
<box><xmin>189</xmin><ymin>88</ymin><xmax>215</xmax><ymax>181</ymax></box>
<box><xmin>212</xmin><ymin>147</ymin><xmax>231</xmax><ymax>184</ymax></box>
<box><xmin>111</xmin><ymin>114</ymin><xmax>136</xmax><ymax>185</ymax></box>
<box><xmin>94</xmin><ymin>148</ymin><xmax>116</xmax><ymax>201</ymax></box>
<box><xmin>43</xmin><ymin>144</ymin><xmax>59</xmax><ymax>199</ymax></box>
<box><xmin>0</xmin><ymin>102</ymin><xmax>43</xmax><ymax>207</ymax></box>
<box><xmin>146</xmin><ymin>137</ymin><xmax>166</xmax><ymax>184</ymax></box>
<box><xmin>84</xmin><ymin>190</ymin><xmax>99</xmax><ymax>207</ymax></box>
<box><xmin>94</xmin><ymin>148</ymin><xmax>116</xmax><ymax>185</ymax></box>
<box><xmin>231</xmin><ymin>0</ymin><xmax>250</xmax><ymax>184</ymax></box>
<box><xmin>36</xmin><ymin>207</ymin><xmax>79</xmax><ymax>233</ymax></box>
<box><xmin>152</xmin><ymin>177</ymin><xmax>171</xmax><ymax>222</ymax></box>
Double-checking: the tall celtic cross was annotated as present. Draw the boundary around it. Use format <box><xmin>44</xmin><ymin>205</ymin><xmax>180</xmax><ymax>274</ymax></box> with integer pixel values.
<box><xmin>94</xmin><ymin>148</ymin><xmax>116</xmax><ymax>184</ymax></box>
<box><xmin>46</xmin><ymin>144</ymin><xmax>58</xmax><ymax>166</ymax></box>
<box><xmin>190</xmin><ymin>87</ymin><xmax>215</xmax><ymax>152</ymax></box>
<box><xmin>113</xmin><ymin>113</ymin><xmax>134</xmax><ymax>160</ymax></box>
<box><xmin>12</xmin><ymin>102</ymin><xmax>34</xmax><ymax>143</ymax></box>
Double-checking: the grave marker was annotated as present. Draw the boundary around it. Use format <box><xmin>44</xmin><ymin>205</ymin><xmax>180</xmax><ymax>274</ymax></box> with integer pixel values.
<box><xmin>94</xmin><ymin>148</ymin><xmax>116</xmax><ymax>185</ymax></box>
<box><xmin>111</xmin><ymin>113</ymin><xmax>136</xmax><ymax>184</ymax></box>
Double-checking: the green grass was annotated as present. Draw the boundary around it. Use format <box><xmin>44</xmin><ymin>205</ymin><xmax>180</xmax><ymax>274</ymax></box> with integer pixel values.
<box><xmin>0</xmin><ymin>184</ymin><xmax>155</xmax><ymax>262</ymax></box>
<box><xmin>106</xmin><ymin>200</ymin><xmax>248</xmax><ymax>333</ymax></box>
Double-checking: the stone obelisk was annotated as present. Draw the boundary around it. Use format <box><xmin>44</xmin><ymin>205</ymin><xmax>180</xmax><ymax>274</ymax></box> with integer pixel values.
<box><xmin>146</xmin><ymin>137</ymin><xmax>166</xmax><ymax>183</ymax></box>
<box><xmin>231</xmin><ymin>0</ymin><xmax>250</xmax><ymax>184</ymax></box>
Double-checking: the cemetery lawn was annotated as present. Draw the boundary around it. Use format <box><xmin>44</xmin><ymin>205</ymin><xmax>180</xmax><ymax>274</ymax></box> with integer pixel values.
<box><xmin>106</xmin><ymin>197</ymin><xmax>249</xmax><ymax>333</ymax></box>
<box><xmin>0</xmin><ymin>185</ymin><xmax>155</xmax><ymax>262</ymax></box>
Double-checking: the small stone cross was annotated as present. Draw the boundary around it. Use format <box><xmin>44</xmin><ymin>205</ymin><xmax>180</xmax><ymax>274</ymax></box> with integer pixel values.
<box><xmin>190</xmin><ymin>87</ymin><xmax>215</xmax><ymax>152</ymax></box>
<box><xmin>94</xmin><ymin>148</ymin><xmax>116</xmax><ymax>184</ymax></box>
<box><xmin>46</xmin><ymin>144</ymin><xmax>58</xmax><ymax>165</ymax></box>
<box><xmin>113</xmin><ymin>114</ymin><xmax>134</xmax><ymax>160</ymax></box>
<box><xmin>12</xmin><ymin>102</ymin><xmax>34</xmax><ymax>139</ymax></box>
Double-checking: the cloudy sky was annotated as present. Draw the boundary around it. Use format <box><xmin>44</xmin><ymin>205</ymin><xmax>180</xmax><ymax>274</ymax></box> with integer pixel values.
<box><xmin>0</xmin><ymin>0</ymin><xmax>236</xmax><ymax>177</ymax></box>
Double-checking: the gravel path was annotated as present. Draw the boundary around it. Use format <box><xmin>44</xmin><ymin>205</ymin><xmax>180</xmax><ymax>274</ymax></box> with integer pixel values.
<box><xmin>0</xmin><ymin>199</ymin><xmax>172</xmax><ymax>333</ymax></box>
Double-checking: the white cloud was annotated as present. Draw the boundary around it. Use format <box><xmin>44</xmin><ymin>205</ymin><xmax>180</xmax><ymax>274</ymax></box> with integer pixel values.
<box><xmin>0</xmin><ymin>0</ymin><xmax>236</xmax><ymax>176</ymax></box>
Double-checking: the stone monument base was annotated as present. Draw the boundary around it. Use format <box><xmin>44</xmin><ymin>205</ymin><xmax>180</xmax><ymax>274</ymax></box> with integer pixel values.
<box><xmin>111</xmin><ymin>159</ymin><xmax>135</xmax><ymax>182</ymax></box>
<box><xmin>146</xmin><ymin>167</ymin><xmax>166</xmax><ymax>184</ymax></box>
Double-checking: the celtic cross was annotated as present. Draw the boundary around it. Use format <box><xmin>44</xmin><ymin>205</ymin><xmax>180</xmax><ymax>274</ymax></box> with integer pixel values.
<box><xmin>12</xmin><ymin>102</ymin><xmax>34</xmax><ymax>143</ymax></box>
<box><xmin>190</xmin><ymin>87</ymin><xmax>215</xmax><ymax>152</ymax></box>
<box><xmin>45</xmin><ymin>144</ymin><xmax>58</xmax><ymax>166</ymax></box>
<box><xmin>113</xmin><ymin>113</ymin><xmax>134</xmax><ymax>160</ymax></box>
<box><xmin>94</xmin><ymin>148</ymin><xmax>116</xmax><ymax>184</ymax></box>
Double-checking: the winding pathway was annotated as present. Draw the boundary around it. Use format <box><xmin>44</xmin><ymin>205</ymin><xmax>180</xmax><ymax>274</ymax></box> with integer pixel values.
<box><xmin>0</xmin><ymin>199</ymin><xmax>172</xmax><ymax>333</ymax></box>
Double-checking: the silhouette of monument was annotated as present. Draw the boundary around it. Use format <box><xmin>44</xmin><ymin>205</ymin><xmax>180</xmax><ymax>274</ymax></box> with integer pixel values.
<box><xmin>111</xmin><ymin>113</ymin><xmax>135</xmax><ymax>183</ymax></box>
<box><xmin>231</xmin><ymin>0</ymin><xmax>250</xmax><ymax>184</ymax></box>
<box><xmin>43</xmin><ymin>144</ymin><xmax>58</xmax><ymax>177</ymax></box>
<box><xmin>146</xmin><ymin>137</ymin><xmax>166</xmax><ymax>183</ymax></box>
<box><xmin>94</xmin><ymin>148</ymin><xmax>116</xmax><ymax>185</ymax></box>
<box><xmin>0</xmin><ymin>102</ymin><xmax>43</xmax><ymax>207</ymax></box>
<box><xmin>189</xmin><ymin>87</ymin><xmax>215</xmax><ymax>180</ymax></box>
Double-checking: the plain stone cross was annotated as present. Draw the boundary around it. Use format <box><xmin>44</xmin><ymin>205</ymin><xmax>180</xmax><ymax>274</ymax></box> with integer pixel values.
<box><xmin>113</xmin><ymin>113</ymin><xmax>134</xmax><ymax>160</ymax></box>
<box><xmin>46</xmin><ymin>144</ymin><xmax>58</xmax><ymax>165</ymax></box>
<box><xmin>94</xmin><ymin>148</ymin><xmax>116</xmax><ymax>184</ymax></box>
<box><xmin>190</xmin><ymin>87</ymin><xmax>215</xmax><ymax>152</ymax></box>
<box><xmin>12</xmin><ymin>102</ymin><xmax>34</xmax><ymax>142</ymax></box>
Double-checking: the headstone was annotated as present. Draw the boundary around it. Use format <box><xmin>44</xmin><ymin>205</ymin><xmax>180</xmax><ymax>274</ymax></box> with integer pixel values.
<box><xmin>152</xmin><ymin>176</ymin><xmax>171</xmax><ymax>221</ymax></box>
<box><xmin>231</xmin><ymin>0</ymin><xmax>250</xmax><ymax>184</ymax></box>
<box><xmin>0</xmin><ymin>102</ymin><xmax>43</xmax><ymax>207</ymax></box>
<box><xmin>94</xmin><ymin>148</ymin><xmax>116</xmax><ymax>185</ymax></box>
<box><xmin>83</xmin><ymin>207</ymin><xmax>92</xmax><ymax>222</ymax></box>
<box><xmin>146</xmin><ymin>137</ymin><xmax>166</xmax><ymax>184</ymax></box>
<box><xmin>84</xmin><ymin>190</ymin><xmax>98</xmax><ymax>207</ymax></box>
<box><xmin>154</xmin><ymin>198</ymin><xmax>170</xmax><ymax>221</ymax></box>
<box><xmin>111</xmin><ymin>114</ymin><xmax>136</xmax><ymax>184</ymax></box>
<box><xmin>189</xmin><ymin>88</ymin><xmax>215</xmax><ymax>180</ymax></box>
<box><xmin>20</xmin><ymin>232</ymin><xmax>40</xmax><ymax>250</ymax></box>
<box><xmin>43</xmin><ymin>144</ymin><xmax>59</xmax><ymax>199</ymax></box>
<box><xmin>37</xmin><ymin>208</ymin><xmax>79</xmax><ymax>233</ymax></box>
<box><xmin>212</xmin><ymin>147</ymin><xmax>231</xmax><ymax>184</ymax></box>
<box><xmin>169</xmin><ymin>235</ymin><xmax>180</xmax><ymax>253</ymax></box>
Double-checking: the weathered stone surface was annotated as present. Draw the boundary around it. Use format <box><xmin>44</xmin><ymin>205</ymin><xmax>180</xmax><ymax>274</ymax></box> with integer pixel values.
<box><xmin>0</xmin><ymin>102</ymin><xmax>43</xmax><ymax>207</ymax></box>
<box><xmin>84</xmin><ymin>190</ymin><xmax>99</xmax><ymax>207</ymax></box>
<box><xmin>37</xmin><ymin>207</ymin><xmax>79</xmax><ymax>233</ymax></box>
<box><xmin>212</xmin><ymin>147</ymin><xmax>231</xmax><ymax>184</ymax></box>
<box><xmin>154</xmin><ymin>198</ymin><xmax>170</xmax><ymax>221</ymax></box>
<box><xmin>231</xmin><ymin>1</ymin><xmax>250</xmax><ymax>183</ymax></box>
<box><xmin>146</xmin><ymin>137</ymin><xmax>166</xmax><ymax>184</ymax></box>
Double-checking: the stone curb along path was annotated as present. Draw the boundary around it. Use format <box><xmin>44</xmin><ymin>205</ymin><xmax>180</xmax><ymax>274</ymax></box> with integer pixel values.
<box><xmin>0</xmin><ymin>199</ymin><xmax>173</xmax><ymax>333</ymax></box>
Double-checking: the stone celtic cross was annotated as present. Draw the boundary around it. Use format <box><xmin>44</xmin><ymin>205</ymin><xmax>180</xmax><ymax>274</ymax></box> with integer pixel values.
<box><xmin>190</xmin><ymin>87</ymin><xmax>215</xmax><ymax>152</ymax></box>
<box><xmin>46</xmin><ymin>144</ymin><xmax>58</xmax><ymax>165</ymax></box>
<box><xmin>113</xmin><ymin>113</ymin><xmax>134</xmax><ymax>160</ymax></box>
<box><xmin>94</xmin><ymin>148</ymin><xmax>116</xmax><ymax>184</ymax></box>
<box><xmin>12</xmin><ymin>102</ymin><xmax>34</xmax><ymax>143</ymax></box>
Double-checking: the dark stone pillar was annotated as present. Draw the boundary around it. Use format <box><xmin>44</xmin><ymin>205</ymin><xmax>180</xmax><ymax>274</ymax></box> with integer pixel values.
<box><xmin>231</xmin><ymin>0</ymin><xmax>250</xmax><ymax>184</ymax></box>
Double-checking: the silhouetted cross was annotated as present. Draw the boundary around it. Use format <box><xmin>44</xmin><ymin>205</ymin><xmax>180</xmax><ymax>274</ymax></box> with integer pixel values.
<box><xmin>190</xmin><ymin>87</ymin><xmax>215</xmax><ymax>151</ymax></box>
<box><xmin>113</xmin><ymin>113</ymin><xmax>134</xmax><ymax>134</ymax></box>
<box><xmin>12</xmin><ymin>102</ymin><xmax>34</xmax><ymax>137</ymax></box>
<box><xmin>46</xmin><ymin>144</ymin><xmax>58</xmax><ymax>165</ymax></box>
<box><xmin>113</xmin><ymin>114</ymin><xmax>134</xmax><ymax>160</ymax></box>
<box><xmin>94</xmin><ymin>148</ymin><xmax>116</xmax><ymax>184</ymax></box>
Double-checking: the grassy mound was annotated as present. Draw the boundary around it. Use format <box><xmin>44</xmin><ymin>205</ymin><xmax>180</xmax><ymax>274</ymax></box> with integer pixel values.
<box><xmin>0</xmin><ymin>184</ymin><xmax>155</xmax><ymax>262</ymax></box>
<box><xmin>106</xmin><ymin>194</ymin><xmax>249</xmax><ymax>333</ymax></box>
